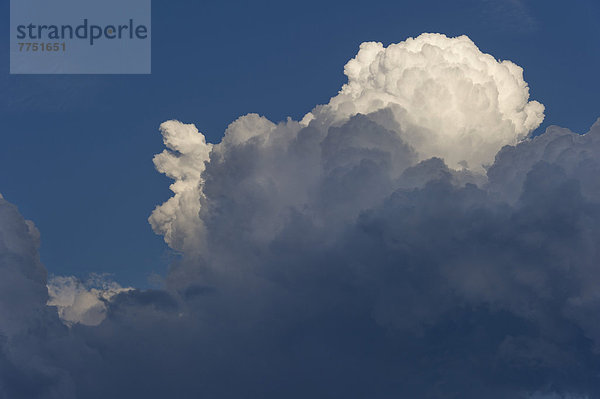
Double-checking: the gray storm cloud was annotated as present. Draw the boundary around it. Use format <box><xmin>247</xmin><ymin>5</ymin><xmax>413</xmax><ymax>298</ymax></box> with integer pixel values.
<box><xmin>2</xmin><ymin>33</ymin><xmax>599</xmax><ymax>399</ymax></box>
<box><xmin>150</xmin><ymin>33</ymin><xmax>544</xmax><ymax>253</ymax></box>
<box><xmin>0</xmin><ymin>197</ymin><xmax>76</xmax><ymax>398</ymax></box>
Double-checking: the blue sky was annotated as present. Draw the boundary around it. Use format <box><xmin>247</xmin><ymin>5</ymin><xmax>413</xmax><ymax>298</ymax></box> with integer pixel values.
<box><xmin>1</xmin><ymin>0</ymin><xmax>599</xmax><ymax>287</ymax></box>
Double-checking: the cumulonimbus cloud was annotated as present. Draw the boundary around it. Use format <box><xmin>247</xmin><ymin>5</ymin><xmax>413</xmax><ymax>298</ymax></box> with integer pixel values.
<box><xmin>150</xmin><ymin>33</ymin><xmax>544</xmax><ymax>253</ymax></box>
<box><xmin>2</xmin><ymin>33</ymin><xmax>600</xmax><ymax>399</ymax></box>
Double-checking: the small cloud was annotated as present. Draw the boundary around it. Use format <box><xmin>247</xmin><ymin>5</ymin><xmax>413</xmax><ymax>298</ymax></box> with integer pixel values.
<box><xmin>47</xmin><ymin>274</ymin><xmax>132</xmax><ymax>326</ymax></box>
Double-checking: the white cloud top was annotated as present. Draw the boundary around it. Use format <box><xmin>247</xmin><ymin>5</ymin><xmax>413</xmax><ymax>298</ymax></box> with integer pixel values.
<box><xmin>310</xmin><ymin>33</ymin><xmax>544</xmax><ymax>170</ymax></box>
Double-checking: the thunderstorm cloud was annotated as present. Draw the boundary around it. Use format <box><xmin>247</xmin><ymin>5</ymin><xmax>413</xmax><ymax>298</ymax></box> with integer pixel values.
<box><xmin>2</xmin><ymin>33</ymin><xmax>599</xmax><ymax>398</ymax></box>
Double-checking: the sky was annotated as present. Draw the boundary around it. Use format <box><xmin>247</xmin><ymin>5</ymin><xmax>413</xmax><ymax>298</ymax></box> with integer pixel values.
<box><xmin>3</xmin><ymin>1</ymin><xmax>600</xmax><ymax>397</ymax></box>
<box><xmin>0</xmin><ymin>0</ymin><xmax>599</xmax><ymax>287</ymax></box>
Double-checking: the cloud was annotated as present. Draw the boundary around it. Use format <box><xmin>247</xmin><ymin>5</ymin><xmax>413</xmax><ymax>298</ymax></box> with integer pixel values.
<box><xmin>150</xmin><ymin>33</ymin><xmax>544</xmax><ymax>252</ymax></box>
<box><xmin>139</xmin><ymin>34</ymin><xmax>596</xmax><ymax>398</ymax></box>
<box><xmin>1</xmin><ymin>33</ymin><xmax>599</xmax><ymax>398</ymax></box>
<box><xmin>148</xmin><ymin>120</ymin><xmax>213</xmax><ymax>252</ymax></box>
<box><xmin>306</xmin><ymin>33</ymin><xmax>544</xmax><ymax>170</ymax></box>
<box><xmin>0</xmin><ymin>197</ymin><xmax>75</xmax><ymax>399</ymax></box>
<box><xmin>47</xmin><ymin>274</ymin><xmax>131</xmax><ymax>327</ymax></box>
<box><xmin>488</xmin><ymin>119</ymin><xmax>600</xmax><ymax>203</ymax></box>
